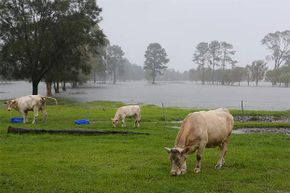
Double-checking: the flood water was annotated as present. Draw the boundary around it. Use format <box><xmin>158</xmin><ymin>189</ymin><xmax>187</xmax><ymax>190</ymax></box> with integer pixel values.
<box><xmin>1</xmin><ymin>81</ymin><xmax>290</xmax><ymax>110</ymax></box>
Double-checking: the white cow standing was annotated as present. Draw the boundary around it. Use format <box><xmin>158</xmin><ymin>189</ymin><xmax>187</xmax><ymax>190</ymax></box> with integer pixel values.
<box><xmin>165</xmin><ymin>108</ymin><xmax>234</xmax><ymax>175</ymax></box>
<box><xmin>112</xmin><ymin>105</ymin><xmax>141</xmax><ymax>128</ymax></box>
<box><xmin>4</xmin><ymin>95</ymin><xmax>57</xmax><ymax>124</ymax></box>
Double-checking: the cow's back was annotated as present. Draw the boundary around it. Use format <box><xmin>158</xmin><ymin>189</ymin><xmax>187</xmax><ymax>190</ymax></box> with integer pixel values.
<box><xmin>119</xmin><ymin>105</ymin><xmax>140</xmax><ymax>116</ymax></box>
<box><xmin>202</xmin><ymin>109</ymin><xmax>234</xmax><ymax>147</ymax></box>
<box><xmin>175</xmin><ymin>109</ymin><xmax>233</xmax><ymax>148</ymax></box>
<box><xmin>16</xmin><ymin>95</ymin><xmax>42</xmax><ymax>110</ymax></box>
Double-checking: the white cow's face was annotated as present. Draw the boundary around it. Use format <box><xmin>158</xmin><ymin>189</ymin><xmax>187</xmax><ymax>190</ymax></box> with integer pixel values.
<box><xmin>4</xmin><ymin>100</ymin><xmax>17</xmax><ymax>111</ymax></box>
<box><xmin>111</xmin><ymin>118</ymin><xmax>118</xmax><ymax>128</ymax></box>
<box><xmin>165</xmin><ymin>147</ymin><xmax>187</xmax><ymax>176</ymax></box>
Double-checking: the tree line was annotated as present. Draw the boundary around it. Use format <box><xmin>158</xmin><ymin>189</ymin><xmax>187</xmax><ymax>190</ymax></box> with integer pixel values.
<box><xmin>1</xmin><ymin>1</ymin><xmax>290</xmax><ymax>96</ymax></box>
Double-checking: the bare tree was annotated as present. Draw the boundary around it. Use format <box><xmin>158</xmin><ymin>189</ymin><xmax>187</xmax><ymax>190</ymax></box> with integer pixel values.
<box><xmin>107</xmin><ymin>45</ymin><xmax>124</xmax><ymax>84</ymax></box>
<box><xmin>262</xmin><ymin>30</ymin><xmax>290</xmax><ymax>69</ymax></box>
<box><xmin>208</xmin><ymin>41</ymin><xmax>222</xmax><ymax>84</ymax></box>
<box><xmin>220</xmin><ymin>41</ymin><xmax>237</xmax><ymax>84</ymax></box>
<box><xmin>193</xmin><ymin>42</ymin><xmax>209</xmax><ymax>84</ymax></box>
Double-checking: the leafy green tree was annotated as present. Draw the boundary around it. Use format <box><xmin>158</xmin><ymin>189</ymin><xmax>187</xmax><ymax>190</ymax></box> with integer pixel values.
<box><xmin>144</xmin><ymin>43</ymin><xmax>169</xmax><ymax>84</ymax></box>
<box><xmin>90</xmin><ymin>38</ymin><xmax>110</xmax><ymax>84</ymax></box>
<box><xmin>230</xmin><ymin>67</ymin><xmax>246</xmax><ymax>86</ymax></box>
<box><xmin>249</xmin><ymin>60</ymin><xmax>268</xmax><ymax>86</ymax></box>
<box><xmin>0</xmin><ymin>0</ymin><xmax>105</xmax><ymax>94</ymax></box>
<box><xmin>107</xmin><ymin>45</ymin><xmax>124</xmax><ymax>84</ymax></box>
<box><xmin>280</xmin><ymin>73</ymin><xmax>290</xmax><ymax>87</ymax></box>
<box><xmin>262</xmin><ymin>30</ymin><xmax>290</xmax><ymax>69</ymax></box>
<box><xmin>118</xmin><ymin>58</ymin><xmax>144</xmax><ymax>81</ymax></box>
<box><xmin>265</xmin><ymin>69</ymin><xmax>281</xmax><ymax>86</ymax></box>
<box><xmin>188</xmin><ymin>68</ymin><xmax>198</xmax><ymax>82</ymax></box>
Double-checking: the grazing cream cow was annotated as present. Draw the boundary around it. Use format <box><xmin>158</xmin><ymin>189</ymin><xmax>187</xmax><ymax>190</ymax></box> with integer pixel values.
<box><xmin>4</xmin><ymin>95</ymin><xmax>57</xmax><ymax>124</ymax></box>
<box><xmin>112</xmin><ymin>105</ymin><xmax>141</xmax><ymax>128</ymax></box>
<box><xmin>165</xmin><ymin>108</ymin><xmax>234</xmax><ymax>176</ymax></box>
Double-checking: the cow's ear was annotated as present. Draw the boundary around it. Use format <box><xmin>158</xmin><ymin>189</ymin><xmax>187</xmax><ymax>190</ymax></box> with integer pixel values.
<box><xmin>4</xmin><ymin>101</ymin><xmax>7</xmax><ymax>104</ymax></box>
<box><xmin>180</xmin><ymin>147</ymin><xmax>190</xmax><ymax>154</ymax></box>
<box><xmin>12</xmin><ymin>100</ymin><xmax>17</xmax><ymax>104</ymax></box>
<box><xmin>164</xmin><ymin>147</ymin><xmax>171</xmax><ymax>153</ymax></box>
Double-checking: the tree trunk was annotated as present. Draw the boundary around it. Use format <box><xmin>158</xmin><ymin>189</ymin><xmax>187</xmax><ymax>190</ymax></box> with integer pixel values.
<box><xmin>152</xmin><ymin>75</ymin><xmax>156</xmax><ymax>84</ymax></box>
<box><xmin>211</xmin><ymin>63</ymin><xmax>215</xmax><ymax>85</ymax></box>
<box><xmin>103</xmin><ymin>72</ymin><xmax>107</xmax><ymax>84</ymax></box>
<box><xmin>93</xmin><ymin>71</ymin><xmax>96</xmax><ymax>84</ymax></box>
<box><xmin>72</xmin><ymin>82</ymin><xmax>77</xmax><ymax>88</ymax></box>
<box><xmin>62</xmin><ymin>82</ymin><xmax>66</xmax><ymax>91</ymax></box>
<box><xmin>57</xmin><ymin>82</ymin><xmax>60</xmax><ymax>92</ymax></box>
<box><xmin>221</xmin><ymin>65</ymin><xmax>225</xmax><ymax>85</ymax></box>
<box><xmin>255</xmin><ymin>80</ymin><xmax>258</xmax><ymax>86</ymax></box>
<box><xmin>53</xmin><ymin>82</ymin><xmax>60</xmax><ymax>93</ymax></box>
<box><xmin>46</xmin><ymin>82</ymin><xmax>52</xmax><ymax>96</ymax></box>
<box><xmin>152</xmin><ymin>68</ymin><xmax>156</xmax><ymax>84</ymax></box>
<box><xmin>201</xmin><ymin>67</ymin><xmax>205</xmax><ymax>85</ymax></box>
<box><xmin>113</xmin><ymin>70</ymin><xmax>117</xmax><ymax>84</ymax></box>
<box><xmin>32</xmin><ymin>80</ymin><xmax>39</xmax><ymax>95</ymax></box>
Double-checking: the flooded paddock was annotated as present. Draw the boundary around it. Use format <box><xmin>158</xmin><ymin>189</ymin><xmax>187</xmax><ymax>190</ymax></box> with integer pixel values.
<box><xmin>232</xmin><ymin>128</ymin><xmax>290</xmax><ymax>135</ymax></box>
<box><xmin>1</xmin><ymin>81</ymin><xmax>290</xmax><ymax>110</ymax></box>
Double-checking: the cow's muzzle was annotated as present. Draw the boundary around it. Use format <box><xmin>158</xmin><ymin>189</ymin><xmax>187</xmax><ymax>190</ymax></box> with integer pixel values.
<box><xmin>170</xmin><ymin>170</ymin><xmax>181</xmax><ymax>176</ymax></box>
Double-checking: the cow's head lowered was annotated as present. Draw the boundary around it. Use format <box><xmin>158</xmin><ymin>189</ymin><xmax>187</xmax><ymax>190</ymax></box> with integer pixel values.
<box><xmin>165</xmin><ymin>147</ymin><xmax>188</xmax><ymax>176</ymax></box>
<box><xmin>111</xmin><ymin>118</ymin><xmax>118</xmax><ymax>128</ymax></box>
<box><xmin>4</xmin><ymin>100</ymin><xmax>17</xmax><ymax>111</ymax></box>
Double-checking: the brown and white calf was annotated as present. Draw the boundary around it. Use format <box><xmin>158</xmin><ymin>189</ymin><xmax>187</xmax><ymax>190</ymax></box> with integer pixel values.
<box><xmin>165</xmin><ymin>108</ymin><xmax>234</xmax><ymax>175</ymax></box>
<box><xmin>111</xmin><ymin>105</ymin><xmax>141</xmax><ymax>128</ymax></box>
<box><xmin>4</xmin><ymin>95</ymin><xmax>57</xmax><ymax>124</ymax></box>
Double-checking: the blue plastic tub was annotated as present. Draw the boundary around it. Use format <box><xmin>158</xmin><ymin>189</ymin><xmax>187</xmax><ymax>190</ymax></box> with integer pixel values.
<box><xmin>74</xmin><ymin>119</ymin><xmax>90</xmax><ymax>125</ymax></box>
<box><xmin>10</xmin><ymin>117</ymin><xmax>24</xmax><ymax>123</ymax></box>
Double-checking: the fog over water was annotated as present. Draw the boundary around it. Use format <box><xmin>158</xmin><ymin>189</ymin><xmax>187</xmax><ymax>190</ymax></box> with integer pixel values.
<box><xmin>1</xmin><ymin>81</ymin><xmax>290</xmax><ymax>110</ymax></box>
<box><xmin>98</xmin><ymin>0</ymin><xmax>290</xmax><ymax>71</ymax></box>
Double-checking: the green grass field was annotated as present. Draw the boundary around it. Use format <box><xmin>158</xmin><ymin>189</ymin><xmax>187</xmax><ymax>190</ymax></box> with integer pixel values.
<box><xmin>0</xmin><ymin>100</ymin><xmax>290</xmax><ymax>193</ymax></box>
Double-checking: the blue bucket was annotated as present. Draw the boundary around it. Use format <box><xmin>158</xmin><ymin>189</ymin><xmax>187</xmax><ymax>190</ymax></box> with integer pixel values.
<box><xmin>74</xmin><ymin>119</ymin><xmax>90</xmax><ymax>125</ymax></box>
<box><xmin>10</xmin><ymin>117</ymin><xmax>24</xmax><ymax>123</ymax></box>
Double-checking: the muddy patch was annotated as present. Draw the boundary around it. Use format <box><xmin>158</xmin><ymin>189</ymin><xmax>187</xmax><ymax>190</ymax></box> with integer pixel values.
<box><xmin>232</xmin><ymin>128</ymin><xmax>290</xmax><ymax>135</ymax></box>
<box><xmin>234</xmin><ymin>115</ymin><xmax>290</xmax><ymax>122</ymax></box>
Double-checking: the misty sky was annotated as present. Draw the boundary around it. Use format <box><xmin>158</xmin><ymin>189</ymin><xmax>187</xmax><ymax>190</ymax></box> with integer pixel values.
<box><xmin>97</xmin><ymin>0</ymin><xmax>290</xmax><ymax>72</ymax></box>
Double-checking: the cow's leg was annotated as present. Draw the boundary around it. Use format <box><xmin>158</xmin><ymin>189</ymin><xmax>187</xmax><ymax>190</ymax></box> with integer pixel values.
<box><xmin>21</xmin><ymin>111</ymin><xmax>26</xmax><ymax>123</ymax></box>
<box><xmin>32</xmin><ymin>108</ymin><xmax>39</xmax><ymax>124</ymax></box>
<box><xmin>215</xmin><ymin>142</ymin><xmax>228</xmax><ymax>169</ymax></box>
<box><xmin>194</xmin><ymin>144</ymin><xmax>205</xmax><ymax>173</ymax></box>
<box><xmin>121</xmin><ymin>115</ymin><xmax>126</xmax><ymax>127</ymax></box>
<box><xmin>136</xmin><ymin>114</ymin><xmax>141</xmax><ymax>127</ymax></box>
<box><xmin>41</xmin><ymin>109</ymin><xmax>47</xmax><ymax>122</ymax></box>
<box><xmin>134</xmin><ymin>119</ymin><xmax>137</xmax><ymax>127</ymax></box>
<box><xmin>134</xmin><ymin>114</ymin><xmax>140</xmax><ymax>127</ymax></box>
<box><xmin>133</xmin><ymin>115</ymin><xmax>137</xmax><ymax>127</ymax></box>
<box><xmin>24</xmin><ymin>111</ymin><xmax>29</xmax><ymax>123</ymax></box>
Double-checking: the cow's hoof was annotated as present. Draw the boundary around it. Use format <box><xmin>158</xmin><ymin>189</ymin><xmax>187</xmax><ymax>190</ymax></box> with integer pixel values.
<box><xmin>215</xmin><ymin>164</ymin><xmax>222</xmax><ymax>169</ymax></box>
<box><xmin>181</xmin><ymin>170</ymin><xmax>187</xmax><ymax>175</ymax></box>
<box><xmin>194</xmin><ymin>168</ymin><xmax>201</xmax><ymax>173</ymax></box>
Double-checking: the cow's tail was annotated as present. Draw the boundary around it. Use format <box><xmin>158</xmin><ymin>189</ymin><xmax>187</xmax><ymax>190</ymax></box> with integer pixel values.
<box><xmin>43</xmin><ymin>97</ymin><xmax>58</xmax><ymax>105</ymax></box>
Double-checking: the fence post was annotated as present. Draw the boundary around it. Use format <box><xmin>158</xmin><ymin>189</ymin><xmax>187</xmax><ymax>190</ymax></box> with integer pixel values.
<box><xmin>241</xmin><ymin>100</ymin><xmax>244</xmax><ymax>122</ymax></box>
<box><xmin>161</xmin><ymin>102</ymin><xmax>166</xmax><ymax>125</ymax></box>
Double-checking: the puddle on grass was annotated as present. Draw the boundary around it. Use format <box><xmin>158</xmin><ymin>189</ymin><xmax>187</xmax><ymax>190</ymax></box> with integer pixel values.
<box><xmin>232</xmin><ymin>128</ymin><xmax>290</xmax><ymax>135</ymax></box>
<box><xmin>169</xmin><ymin>126</ymin><xmax>290</xmax><ymax>135</ymax></box>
